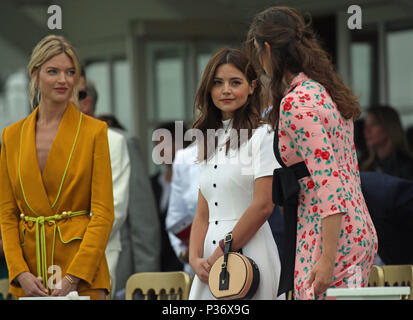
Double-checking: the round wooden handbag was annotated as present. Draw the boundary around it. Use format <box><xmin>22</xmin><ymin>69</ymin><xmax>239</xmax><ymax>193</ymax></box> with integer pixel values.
<box><xmin>208</xmin><ymin>232</ymin><xmax>260</xmax><ymax>300</ymax></box>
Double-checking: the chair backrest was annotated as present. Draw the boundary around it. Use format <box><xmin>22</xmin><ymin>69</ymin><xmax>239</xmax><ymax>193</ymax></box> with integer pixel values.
<box><xmin>368</xmin><ymin>265</ymin><xmax>385</xmax><ymax>287</ymax></box>
<box><xmin>125</xmin><ymin>271</ymin><xmax>192</xmax><ymax>300</ymax></box>
<box><xmin>382</xmin><ymin>265</ymin><xmax>413</xmax><ymax>300</ymax></box>
<box><xmin>0</xmin><ymin>278</ymin><xmax>11</xmax><ymax>300</ymax></box>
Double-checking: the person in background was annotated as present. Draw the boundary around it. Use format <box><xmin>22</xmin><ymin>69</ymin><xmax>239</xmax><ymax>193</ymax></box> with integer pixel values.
<box><xmin>360</xmin><ymin>171</ymin><xmax>413</xmax><ymax>265</ymax></box>
<box><xmin>361</xmin><ymin>105</ymin><xmax>413</xmax><ymax>180</ymax></box>
<box><xmin>0</xmin><ymin>35</ymin><xmax>114</xmax><ymax>299</ymax></box>
<box><xmin>73</xmin><ymin>72</ymin><xmax>130</xmax><ymax>298</ymax></box>
<box><xmin>151</xmin><ymin>121</ymin><xmax>186</xmax><ymax>272</ymax></box>
<box><xmin>166</xmin><ymin>142</ymin><xmax>199</xmax><ymax>275</ymax></box>
<box><xmin>406</xmin><ymin>125</ymin><xmax>413</xmax><ymax>154</ymax></box>
<box><xmin>353</xmin><ymin>118</ymin><xmax>369</xmax><ymax>165</ymax></box>
<box><xmin>247</xmin><ymin>6</ymin><xmax>377</xmax><ymax>299</ymax></box>
<box><xmin>96</xmin><ymin>114</ymin><xmax>161</xmax><ymax>299</ymax></box>
<box><xmin>96</xmin><ymin>114</ymin><xmax>126</xmax><ymax>131</ymax></box>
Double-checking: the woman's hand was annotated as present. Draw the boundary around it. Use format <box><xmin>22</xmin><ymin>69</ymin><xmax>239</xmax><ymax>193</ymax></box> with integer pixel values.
<box><xmin>206</xmin><ymin>246</ymin><xmax>224</xmax><ymax>268</ymax></box>
<box><xmin>16</xmin><ymin>272</ymin><xmax>48</xmax><ymax>297</ymax></box>
<box><xmin>307</xmin><ymin>213</ymin><xmax>341</xmax><ymax>297</ymax></box>
<box><xmin>190</xmin><ymin>246</ymin><xmax>224</xmax><ymax>284</ymax></box>
<box><xmin>190</xmin><ymin>257</ymin><xmax>211</xmax><ymax>284</ymax></box>
<box><xmin>179</xmin><ymin>248</ymin><xmax>189</xmax><ymax>263</ymax></box>
<box><xmin>307</xmin><ymin>255</ymin><xmax>335</xmax><ymax>296</ymax></box>
<box><xmin>50</xmin><ymin>274</ymin><xmax>80</xmax><ymax>296</ymax></box>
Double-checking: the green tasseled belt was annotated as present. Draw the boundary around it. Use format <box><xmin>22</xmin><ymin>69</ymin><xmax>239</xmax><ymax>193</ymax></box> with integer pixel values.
<box><xmin>20</xmin><ymin>210</ymin><xmax>89</xmax><ymax>290</ymax></box>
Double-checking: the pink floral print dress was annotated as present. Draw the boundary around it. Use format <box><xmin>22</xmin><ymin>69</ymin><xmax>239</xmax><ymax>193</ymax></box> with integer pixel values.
<box><xmin>277</xmin><ymin>72</ymin><xmax>378</xmax><ymax>300</ymax></box>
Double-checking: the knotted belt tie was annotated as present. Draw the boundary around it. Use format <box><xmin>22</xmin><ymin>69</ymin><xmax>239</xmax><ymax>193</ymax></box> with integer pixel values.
<box><xmin>272</xmin><ymin>161</ymin><xmax>310</xmax><ymax>296</ymax></box>
<box><xmin>20</xmin><ymin>210</ymin><xmax>88</xmax><ymax>290</ymax></box>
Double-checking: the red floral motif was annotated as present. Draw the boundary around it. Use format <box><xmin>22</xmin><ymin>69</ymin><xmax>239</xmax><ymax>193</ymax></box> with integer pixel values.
<box><xmin>321</xmin><ymin>151</ymin><xmax>330</xmax><ymax>160</ymax></box>
<box><xmin>299</xmin><ymin>94</ymin><xmax>311</xmax><ymax>103</ymax></box>
<box><xmin>307</xmin><ymin>181</ymin><xmax>315</xmax><ymax>189</ymax></box>
<box><xmin>283</xmin><ymin>102</ymin><xmax>292</xmax><ymax>111</ymax></box>
<box><xmin>278</xmin><ymin>73</ymin><xmax>377</xmax><ymax>300</ymax></box>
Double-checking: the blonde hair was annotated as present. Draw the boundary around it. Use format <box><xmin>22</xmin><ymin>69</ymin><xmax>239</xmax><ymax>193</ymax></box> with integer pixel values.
<box><xmin>27</xmin><ymin>35</ymin><xmax>81</xmax><ymax>109</ymax></box>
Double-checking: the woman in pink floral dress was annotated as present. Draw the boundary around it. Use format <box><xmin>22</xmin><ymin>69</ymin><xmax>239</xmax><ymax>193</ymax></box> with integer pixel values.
<box><xmin>246</xmin><ymin>7</ymin><xmax>378</xmax><ymax>299</ymax></box>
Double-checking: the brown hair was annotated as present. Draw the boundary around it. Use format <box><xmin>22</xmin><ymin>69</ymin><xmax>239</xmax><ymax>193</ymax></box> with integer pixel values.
<box><xmin>360</xmin><ymin>105</ymin><xmax>412</xmax><ymax>171</ymax></box>
<box><xmin>246</xmin><ymin>6</ymin><xmax>361</xmax><ymax>127</ymax></box>
<box><xmin>192</xmin><ymin>48</ymin><xmax>263</xmax><ymax>161</ymax></box>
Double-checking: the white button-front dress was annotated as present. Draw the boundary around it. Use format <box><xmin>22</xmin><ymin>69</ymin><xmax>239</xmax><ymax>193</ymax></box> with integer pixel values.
<box><xmin>189</xmin><ymin>120</ymin><xmax>283</xmax><ymax>300</ymax></box>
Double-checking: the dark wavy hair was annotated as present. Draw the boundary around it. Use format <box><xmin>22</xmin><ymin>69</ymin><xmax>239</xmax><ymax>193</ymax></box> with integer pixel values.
<box><xmin>360</xmin><ymin>105</ymin><xmax>412</xmax><ymax>171</ymax></box>
<box><xmin>246</xmin><ymin>6</ymin><xmax>361</xmax><ymax>127</ymax></box>
<box><xmin>192</xmin><ymin>48</ymin><xmax>263</xmax><ymax>161</ymax></box>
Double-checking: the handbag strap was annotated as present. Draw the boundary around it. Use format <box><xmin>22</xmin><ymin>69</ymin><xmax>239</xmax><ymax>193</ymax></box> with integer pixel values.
<box><xmin>223</xmin><ymin>232</ymin><xmax>233</xmax><ymax>264</ymax></box>
<box><xmin>219</xmin><ymin>232</ymin><xmax>233</xmax><ymax>290</ymax></box>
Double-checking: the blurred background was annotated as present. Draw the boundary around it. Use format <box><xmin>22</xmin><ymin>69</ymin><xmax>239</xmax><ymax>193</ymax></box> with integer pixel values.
<box><xmin>0</xmin><ymin>0</ymin><xmax>412</xmax><ymax>174</ymax></box>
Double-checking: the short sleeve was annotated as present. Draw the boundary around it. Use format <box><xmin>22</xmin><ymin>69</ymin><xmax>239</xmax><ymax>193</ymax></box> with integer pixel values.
<box><xmin>252</xmin><ymin>125</ymin><xmax>281</xmax><ymax>180</ymax></box>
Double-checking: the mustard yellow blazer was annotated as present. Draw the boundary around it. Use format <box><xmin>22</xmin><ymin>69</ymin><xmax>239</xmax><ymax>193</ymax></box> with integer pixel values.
<box><xmin>0</xmin><ymin>103</ymin><xmax>114</xmax><ymax>297</ymax></box>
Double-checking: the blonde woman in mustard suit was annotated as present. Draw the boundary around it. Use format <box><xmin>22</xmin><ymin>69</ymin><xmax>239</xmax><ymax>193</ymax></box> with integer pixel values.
<box><xmin>0</xmin><ymin>35</ymin><xmax>114</xmax><ymax>300</ymax></box>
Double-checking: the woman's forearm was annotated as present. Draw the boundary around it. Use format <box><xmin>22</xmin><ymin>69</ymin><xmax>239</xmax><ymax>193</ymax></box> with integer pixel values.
<box><xmin>321</xmin><ymin>213</ymin><xmax>343</xmax><ymax>262</ymax></box>
<box><xmin>189</xmin><ymin>191</ymin><xmax>210</xmax><ymax>263</ymax></box>
<box><xmin>189</xmin><ymin>212</ymin><xmax>209</xmax><ymax>261</ymax></box>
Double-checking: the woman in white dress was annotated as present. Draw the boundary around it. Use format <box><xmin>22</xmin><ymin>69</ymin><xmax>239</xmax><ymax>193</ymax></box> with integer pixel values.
<box><xmin>188</xmin><ymin>48</ymin><xmax>283</xmax><ymax>300</ymax></box>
